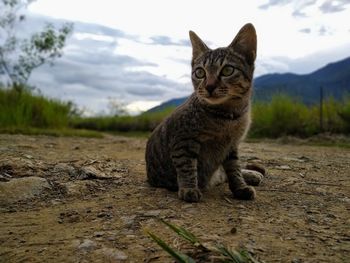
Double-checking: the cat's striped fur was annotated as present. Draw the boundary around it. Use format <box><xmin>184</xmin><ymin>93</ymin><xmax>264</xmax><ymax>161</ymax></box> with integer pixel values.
<box><xmin>146</xmin><ymin>24</ymin><xmax>258</xmax><ymax>202</ymax></box>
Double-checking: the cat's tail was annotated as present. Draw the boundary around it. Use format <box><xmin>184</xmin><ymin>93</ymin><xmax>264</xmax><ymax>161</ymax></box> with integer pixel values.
<box><xmin>208</xmin><ymin>164</ymin><xmax>266</xmax><ymax>188</ymax></box>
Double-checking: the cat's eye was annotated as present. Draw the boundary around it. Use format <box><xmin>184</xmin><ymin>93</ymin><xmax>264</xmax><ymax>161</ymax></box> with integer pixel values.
<box><xmin>194</xmin><ymin>68</ymin><xmax>206</xmax><ymax>79</ymax></box>
<box><xmin>221</xmin><ymin>65</ymin><xmax>235</xmax><ymax>77</ymax></box>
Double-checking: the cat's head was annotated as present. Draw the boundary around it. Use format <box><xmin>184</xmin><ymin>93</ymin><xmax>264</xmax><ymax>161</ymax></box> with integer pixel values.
<box><xmin>189</xmin><ymin>23</ymin><xmax>256</xmax><ymax>107</ymax></box>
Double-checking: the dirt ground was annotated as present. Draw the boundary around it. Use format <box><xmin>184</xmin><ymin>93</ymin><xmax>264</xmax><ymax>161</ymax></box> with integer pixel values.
<box><xmin>0</xmin><ymin>134</ymin><xmax>349</xmax><ymax>263</ymax></box>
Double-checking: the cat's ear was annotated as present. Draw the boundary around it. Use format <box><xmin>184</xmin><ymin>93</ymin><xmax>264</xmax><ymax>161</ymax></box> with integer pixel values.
<box><xmin>228</xmin><ymin>23</ymin><xmax>257</xmax><ymax>65</ymax></box>
<box><xmin>189</xmin><ymin>31</ymin><xmax>209</xmax><ymax>60</ymax></box>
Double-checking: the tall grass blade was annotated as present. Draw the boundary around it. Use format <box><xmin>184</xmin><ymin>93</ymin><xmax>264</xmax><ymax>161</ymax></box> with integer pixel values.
<box><xmin>215</xmin><ymin>244</ymin><xmax>261</xmax><ymax>263</ymax></box>
<box><xmin>160</xmin><ymin>219</ymin><xmax>208</xmax><ymax>251</ymax></box>
<box><xmin>146</xmin><ymin>230</ymin><xmax>195</xmax><ymax>263</ymax></box>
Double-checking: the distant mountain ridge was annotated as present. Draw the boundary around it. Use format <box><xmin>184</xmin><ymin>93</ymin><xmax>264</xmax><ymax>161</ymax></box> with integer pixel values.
<box><xmin>146</xmin><ymin>97</ymin><xmax>186</xmax><ymax>113</ymax></box>
<box><xmin>254</xmin><ymin>56</ymin><xmax>350</xmax><ymax>104</ymax></box>
<box><xmin>147</xmin><ymin>56</ymin><xmax>350</xmax><ymax>112</ymax></box>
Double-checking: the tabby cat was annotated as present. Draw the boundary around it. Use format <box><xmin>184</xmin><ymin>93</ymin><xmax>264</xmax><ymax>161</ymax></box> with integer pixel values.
<box><xmin>146</xmin><ymin>23</ymin><xmax>259</xmax><ymax>202</ymax></box>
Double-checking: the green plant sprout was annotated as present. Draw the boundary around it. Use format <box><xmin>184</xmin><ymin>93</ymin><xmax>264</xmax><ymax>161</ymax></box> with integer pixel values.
<box><xmin>145</xmin><ymin>219</ymin><xmax>262</xmax><ymax>263</ymax></box>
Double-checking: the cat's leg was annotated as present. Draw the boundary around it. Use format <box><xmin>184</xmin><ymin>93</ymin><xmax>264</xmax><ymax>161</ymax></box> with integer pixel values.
<box><xmin>174</xmin><ymin>158</ymin><xmax>202</xmax><ymax>202</ymax></box>
<box><xmin>171</xmin><ymin>141</ymin><xmax>202</xmax><ymax>202</ymax></box>
<box><xmin>223</xmin><ymin>150</ymin><xmax>256</xmax><ymax>200</ymax></box>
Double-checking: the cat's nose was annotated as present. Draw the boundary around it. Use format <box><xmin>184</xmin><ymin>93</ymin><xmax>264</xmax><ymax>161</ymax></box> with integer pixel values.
<box><xmin>205</xmin><ymin>85</ymin><xmax>216</xmax><ymax>95</ymax></box>
<box><xmin>205</xmin><ymin>77</ymin><xmax>217</xmax><ymax>95</ymax></box>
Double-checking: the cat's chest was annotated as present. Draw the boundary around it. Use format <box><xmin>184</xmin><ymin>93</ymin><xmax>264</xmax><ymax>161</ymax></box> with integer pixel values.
<box><xmin>198</xmin><ymin>121</ymin><xmax>239</xmax><ymax>151</ymax></box>
<box><xmin>199</xmin><ymin>119</ymin><xmax>241</xmax><ymax>141</ymax></box>
<box><xmin>199</xmin><ymin>129</ymin><xmax>232</xmax><ymax>146</ymax></box>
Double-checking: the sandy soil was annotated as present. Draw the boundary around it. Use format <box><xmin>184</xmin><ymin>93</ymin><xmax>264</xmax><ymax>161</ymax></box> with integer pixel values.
<box><xmin>0</xmin><ymin>134</ymin><xmax>349</xmax><ymax>263</ymax></box>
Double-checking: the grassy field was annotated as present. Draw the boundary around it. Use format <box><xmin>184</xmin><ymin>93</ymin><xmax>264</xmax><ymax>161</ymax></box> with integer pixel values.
<box><xmin>1</xmin><ymin>86</ymin><xmax>350</xmax><ymax>138</ymax></box>
<box><xmin>0</xmin><ymin>126</ymin><xmax>102</xmax><ymax>138</ymax></box>
<box><xmin>0</xmin><ymin>88</ymin><xmax>72</xmax><ymax>129</ymax></box>
<box><xmin>251</xmin><ymin>94</ymin><xmax>350</xmax><ymax>137</ymax></box>
<box><xmin>71</xmin><ymin>107</ymin><xmax>174</xmax><ymax>132</ymax></box>
<box><xmin>71</xmin><ymin>94</ymin><xmax>350</xmax><ymax>138</ymax></box>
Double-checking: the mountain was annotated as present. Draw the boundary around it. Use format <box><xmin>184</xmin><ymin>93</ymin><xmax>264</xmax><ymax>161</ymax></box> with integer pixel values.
<box><xmin>254</xmin><ymin>56</ymin><xmax>350</xmax><ymax>104</ymax></box>
<box><xmin>146</xmin><ymin>97</ymin><xmax>186</xmax><ymax>113</ymax></box>
<box><xmin>147</xmin><ymin>57</ymin><xmax>350</xmax><ymax>112</ymax></box>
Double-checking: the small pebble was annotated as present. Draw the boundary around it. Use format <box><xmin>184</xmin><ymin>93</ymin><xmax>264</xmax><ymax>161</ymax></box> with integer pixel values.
<box><xmin>142</xmin><ymin>210</ymin><xmax>161</xmax><ymax>217</ymax></box>
<box><xmin>230</xmin><ymin>227</ymin><xmax>237</xmax><ymax>234</ymax></box>
<box><xmin>93</xmin><ymin>231</ymin><xmax>105</xmax><ymax>237</ymax></box>
<box><xmin>78</xmin><ymin>239</ymin><xmax>97</xmax><ymax>251</ymax></box>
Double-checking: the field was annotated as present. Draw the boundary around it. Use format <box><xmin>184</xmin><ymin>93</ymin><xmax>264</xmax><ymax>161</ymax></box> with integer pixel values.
<box><xmin>1</xmin><ymin>87</ymin><xmax>350</xmax><ymax>138</ymax></box>
<box><xmin>1</xmin><ymin>134</ymin><xmax>349</xmax><ymax>262</ymax></box>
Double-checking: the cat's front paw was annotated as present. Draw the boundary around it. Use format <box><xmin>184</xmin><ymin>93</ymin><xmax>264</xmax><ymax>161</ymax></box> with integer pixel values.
<box><xmin>178</xmin><ymin>188</ymin><xmax>202</xmax><ymax>202</ymax></box>
<box><xmin>232</xmin><ymin>186</ymin><xmax>256</xmax><ymax>200</ymax></box>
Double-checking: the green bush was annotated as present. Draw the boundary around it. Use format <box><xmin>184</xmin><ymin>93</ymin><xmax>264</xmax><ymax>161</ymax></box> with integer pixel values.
<box><xmin>0</xmin><ymin>86</ymin><xmax>73</xmax><ymax>129</ymax></box>
<box><xmin>250</xmin><ymin>94</ymin><xmax>350</xmax><ymax>137</ymax></box>
<box><xmin>336</xmin><ymin>96</ymin><xmax>350</xmax><ymax>134</ymax></box>
<box><xmin>3</xmin><ymin>84</ymin><xmax>349</xmax><ymax>138</ymax></box>
<box><xmin>71</xmin><ymin>107</ymin><xmax>175</xmax><ymax>132</ymax></box>
<box><xmin>72</xmin><ymin>94</ymin><xmax>350</xmax><ymax>137</ymax></box>
<box><xmin>250</xmin><ymin>95</ymin><xmax>315</xmax><ymax>137</ymax></box>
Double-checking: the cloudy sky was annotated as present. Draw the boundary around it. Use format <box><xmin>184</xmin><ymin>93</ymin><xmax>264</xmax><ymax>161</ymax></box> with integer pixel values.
<box><xmin>3</xmin><ymin>0</ymin><xmax>350</xmax><ymax>114</ymax></box>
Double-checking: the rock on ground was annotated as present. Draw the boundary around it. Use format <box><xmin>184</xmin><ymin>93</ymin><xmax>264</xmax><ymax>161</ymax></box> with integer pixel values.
<box><xmin>0</xmin><ymin>176</ymin><xmax>51</xmax><ymax>204</ymax></box>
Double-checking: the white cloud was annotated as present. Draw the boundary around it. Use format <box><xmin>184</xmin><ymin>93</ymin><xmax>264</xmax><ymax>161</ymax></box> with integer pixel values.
<box><xmin>319</xmin><ymin>0</ymin><xmax>350</xmax><ymax>13</ymax></box>
<box><xmin>126</xmin><ymin>100</ymin><xmax>162</xmax><ymax>115</ymax></box>
<box><xmin>74</xmin><ymin>32</ymin><xmax>115</xmax><ymax>42</ymax></box>
<box><xmin>256</xmin><ymin>42</ymin><xmax>350</xmax><ymax>76</ymax></box>
<box><xmin>15</xmin><ymin>15</ymin><xmax>192</xmax><ymax>114</ymax></box>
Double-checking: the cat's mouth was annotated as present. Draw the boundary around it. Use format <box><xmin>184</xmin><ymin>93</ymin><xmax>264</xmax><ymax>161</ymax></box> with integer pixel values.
<box><xmin>203</xmin><ymin>95</ymin><xmax>228</xmax><ymax>105</ymax></box>
<box><xmin>202</xmin><ymin>93</ymin><xmax>244</xmax><ymax>105</ymax></box>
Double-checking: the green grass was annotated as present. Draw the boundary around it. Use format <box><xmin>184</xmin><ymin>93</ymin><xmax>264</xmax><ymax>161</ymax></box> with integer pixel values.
<box><xmin>0</xmin><ymin>87</ymin><xmax>73</xmax><ymax>129</ymax></box>
<box><xmin>249</xmin><ymin>94</ymin><xmax>350</xmax><ymax>138</ymax></box>
<box><xmin>0</xmin><ymin>126</ymin><xmax>103</xmax><ymax>137</ymax></box>
<box><xmin>145</xmin><ymin>219</ymin><xmax>261</xmax><ymax>263</ymax></box>
<box><xmin>70</xmin><ymin>106</ymin><xmax>175</xmax><ymax>132</ymax></box>
<box><xmin>2</xmin><ymin>85</ymin><xmax>350</xmax><ymax>139</ymax></box>
<box><xmin>73</xmin><ymin>94</ymin><xmax>350</xmax><ymax>139</ymax></box>
<box><xmin>0</xmin><ymin>86</ymin><xmax>102</xmax><ymax>137</ymax></box>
